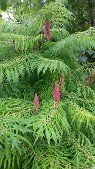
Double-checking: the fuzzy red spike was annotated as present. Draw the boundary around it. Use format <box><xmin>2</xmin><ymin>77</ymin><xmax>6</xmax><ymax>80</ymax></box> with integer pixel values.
<box><xmin>53</xmin><ymin>82</ymin><xmax>60</xmax><ymax>103</ymax></box>
<box><xmin>34</xmin><ymin>93</ymin><xmax>39</xmax><ymax>107</ymax></box>
<box><xmin>44</xmin><ymin>20</ymin><xmax>51</xmax><ymax>41</ymax></box>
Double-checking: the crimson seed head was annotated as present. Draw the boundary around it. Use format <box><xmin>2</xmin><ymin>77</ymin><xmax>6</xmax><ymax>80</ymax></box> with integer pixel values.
<box><xmin>53</xmin><ymin>82</ymin><xmax>60</xmax><ymax>103</ymax></box>
<box><xmin>34</xmin><ymin>93</ymin><xmax>39</xmax><ymax>106</ymax></box>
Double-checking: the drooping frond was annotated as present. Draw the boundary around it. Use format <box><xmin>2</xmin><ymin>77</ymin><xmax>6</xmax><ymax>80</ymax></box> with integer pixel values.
<box><xmin>0</xmin><ymin>32</ymin><xmax>43</xmax><ymax>53</ymax></box>
<box><xmin>0</xmin><ymin>53</ymin><xmax>69</xmax><ymax>83</ymax></box>
<box><xmin>0</xmin><ymin>20</ymin><xmax>30</xmax><ymax>35</ymax></box>
<box><xmin>50</xmin><ymin>28</ymin><xmax>95</xmax><ymax>57</ymax></box>
<box><xmin>50</xmin><ymin>28</ymin><xmax>69</xmax><ymax>41</ymax></box>
<box><xmin>0</xmin><ymin>98</ymin><xmax>33</xmax><ymax>117</ymax></box>
<box><xmin>31</xmin><ymin>101</ymin><xmax>70</xmax><ymax>144</ymax></box>
<box><xmin>66</xmin><ymin>100</ymin><xmax>95</xmax><ymax>142</ymax></box>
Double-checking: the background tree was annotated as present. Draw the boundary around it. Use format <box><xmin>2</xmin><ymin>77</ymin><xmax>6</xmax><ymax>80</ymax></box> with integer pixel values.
<box><xmin>67</xmin><ymin>0</ymin><xmax>95</xmax><ymax>31</ymax></box>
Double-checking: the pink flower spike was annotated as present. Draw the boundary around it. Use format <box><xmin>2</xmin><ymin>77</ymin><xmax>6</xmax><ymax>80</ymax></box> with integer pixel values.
<box><xmin>53</xmin><ymin>82</ymin><xmax>60</xmax><ymax>103</ymax></box>
<box><xmin>34</xmin><ymin>93</ymin><xmax>39</xmax><ymax>107</ymax></box>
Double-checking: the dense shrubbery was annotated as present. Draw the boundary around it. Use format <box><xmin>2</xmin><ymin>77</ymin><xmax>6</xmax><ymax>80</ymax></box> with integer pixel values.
<box><xmin>0</xmin><ymin>1</ymin><xmax>95</xmax><ymax>168</ymax></box>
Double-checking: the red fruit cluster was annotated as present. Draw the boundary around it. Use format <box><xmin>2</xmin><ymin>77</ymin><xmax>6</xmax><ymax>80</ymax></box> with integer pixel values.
<box><xmin>44</xmin><ymin>20</ymin><xmax>51</xmax><ymax>41</ymax></box>
<box><xmin>87</xmin><ymin>70</ymin><xmax>94</xmax><ymax>85</ymax></box>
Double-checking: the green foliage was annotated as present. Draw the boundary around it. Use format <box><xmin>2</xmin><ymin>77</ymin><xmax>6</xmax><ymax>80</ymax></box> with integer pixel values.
<box><xmin>0</xmin><ymin>52</ymin><xmax>68</xmax><ymax>83</ymax></box>
<box><xmin>0</xmin><ymin>1</ymin><xmax>95</xmax><ymax>168</ymax></box>
<box><xmin>50</xmin><ymin>28</ymin><xmax>69</xmax><ymax>41</ymax></box>
<box><xmin>50</xmin><ymin>27</ymin><xmax>95</xmax><ymax>58</ymax></box>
